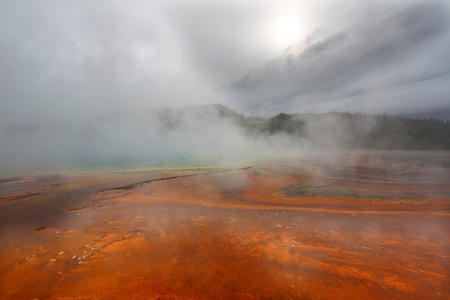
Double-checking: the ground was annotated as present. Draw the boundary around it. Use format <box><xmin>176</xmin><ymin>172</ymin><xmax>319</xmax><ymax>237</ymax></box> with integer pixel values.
<box><xmin>0</xmin><ymin>151</ymin><xmax>449</xmax><ymax>299</ymax></box>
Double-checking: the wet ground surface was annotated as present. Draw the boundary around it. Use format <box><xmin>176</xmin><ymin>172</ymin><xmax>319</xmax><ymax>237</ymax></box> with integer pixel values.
<box><xmin>0</xmin><ymin>151</ymin><xmax>449</xmax><ymax>299</ymax></box>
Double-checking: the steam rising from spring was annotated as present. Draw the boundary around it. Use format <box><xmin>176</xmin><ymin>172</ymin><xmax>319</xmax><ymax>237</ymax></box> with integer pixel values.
<box><xmin>0</xmin><ymin>105</ymin><xmax>300</xmax><ymax>173</ymax></box>
<box><xmin>1</xmin><ymin>103</ymin><xmax>449</xmax><ymax>173</ymax></box>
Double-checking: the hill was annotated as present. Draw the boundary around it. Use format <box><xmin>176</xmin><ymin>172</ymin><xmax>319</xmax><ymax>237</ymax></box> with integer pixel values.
<box><xmin>190</xmin><ymin>105</ymin><xmax>450</xmax><ymax>150</ymax></box>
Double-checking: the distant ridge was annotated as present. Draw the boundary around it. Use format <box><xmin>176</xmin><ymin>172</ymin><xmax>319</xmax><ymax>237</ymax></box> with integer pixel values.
<box><xmin>177</xmin><ymin>104</ymin><xmax>450</xmax><ymax>150</ymax></box>
<box><xmin>182</xmin><ymin>104</ymin><xmax>244</xmax><ymax>122</ymax></box>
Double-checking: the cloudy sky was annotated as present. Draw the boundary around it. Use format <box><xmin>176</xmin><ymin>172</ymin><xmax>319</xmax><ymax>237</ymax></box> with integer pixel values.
<box><xmin>1</xmin><ymin>0</ymin><xmax>449</xmax><ymax>121</ymax></box>
<box><xmin>1</xmin><ymin>0</ymin><xmax>450</xmax><ymax>172</ymax></box>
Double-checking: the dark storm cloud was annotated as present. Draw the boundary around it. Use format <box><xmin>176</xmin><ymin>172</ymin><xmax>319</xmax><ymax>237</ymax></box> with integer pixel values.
<box><xmin>230</xmin><ymin>1</ymin><xmax>450</xmax><ymax>115</ymax></box>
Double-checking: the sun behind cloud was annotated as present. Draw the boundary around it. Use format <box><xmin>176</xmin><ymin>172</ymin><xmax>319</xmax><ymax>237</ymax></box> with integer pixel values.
<box><xmin>271</xmin><ymin>15</ymin><xmax>303</xmax><ymax>49</ymax></box>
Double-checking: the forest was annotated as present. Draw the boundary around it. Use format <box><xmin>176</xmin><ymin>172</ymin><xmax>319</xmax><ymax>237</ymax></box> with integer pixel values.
<box><xmin>202</xmin><ymin>104</ymin><xmax>450</xmax><ymax>150</ymax></box>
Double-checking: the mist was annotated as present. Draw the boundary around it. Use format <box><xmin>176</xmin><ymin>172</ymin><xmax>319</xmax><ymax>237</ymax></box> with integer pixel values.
<box><xmin>1</xmin><ymin>2</ymin><xmax>449</xmax><ymax>299</ymax></box>
<box><xmin>0</xmin><ymin>105</ymin><xmax>301</xmax><ymax>173</ymax></box>
<box><xmin>1</xmin><ymin>0</ymin><xmax>450</xmax><ymax>173</ymax></box>
<box><xmin>2</xmin><ymin>102</ymin><xmax>448</xmax><ymax>173</ymax></box>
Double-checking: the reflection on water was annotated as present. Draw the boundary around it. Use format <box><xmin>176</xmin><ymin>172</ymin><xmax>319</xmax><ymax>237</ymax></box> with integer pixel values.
<box><xmin>0</xmin><ymin>151</ymin><xmax>449</xmax><ymax>299</ymax></box>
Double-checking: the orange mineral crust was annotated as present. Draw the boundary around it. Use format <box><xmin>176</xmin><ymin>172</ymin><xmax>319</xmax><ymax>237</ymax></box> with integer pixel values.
<box><xmin>1</xmin><ymin>152</ymin><xmax>449</xmax><ymax>299</ymax></box>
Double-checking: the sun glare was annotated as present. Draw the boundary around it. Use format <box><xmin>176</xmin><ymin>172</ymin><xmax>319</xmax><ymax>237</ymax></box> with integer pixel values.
<box><xmin>273</xmin><ymin>16</ymin><xmax>301</xmax><ymax>48</ymax></box>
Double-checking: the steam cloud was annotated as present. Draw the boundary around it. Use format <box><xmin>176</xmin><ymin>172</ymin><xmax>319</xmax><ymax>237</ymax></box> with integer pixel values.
<box><xmin>1</xmin><ymin>1</ymin><xmax>450</xmax><ymax>172</ymax></box>
<box><xmin>2</xmin><ymin>103</ymin><xmax>448</xmax><ymax>173</ymax></box>
<box><xmin>0</xmin><ymin>105</ymin><xmax>300</xmax><ymax>173</ymax></box>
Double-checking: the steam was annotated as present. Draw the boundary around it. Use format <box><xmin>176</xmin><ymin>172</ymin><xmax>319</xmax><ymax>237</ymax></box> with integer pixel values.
<box><xmin>1</xmin><ymin>1</ymin><xmax>450</xmax><ymax>173</ymax></box>
<box><xmin>0</xmin><ymin>105</ymin><xmax>301</xmax><ymax>173</ymax></box>
<box><xmin>1</xmin><ymin>103</ymin><xmax>449</xmax><ymax>173</ymax></box>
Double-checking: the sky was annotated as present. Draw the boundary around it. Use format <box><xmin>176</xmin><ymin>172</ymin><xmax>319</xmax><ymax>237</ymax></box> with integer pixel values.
<box><xmin>1</xmin><ymin>0</ymin><xmax>450</xmax><ymax>120</ymax></box>
<box><xmin>1</xmin><ymin>0</ymin><xmax>450</xmax><ymax>172</ymax></box>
